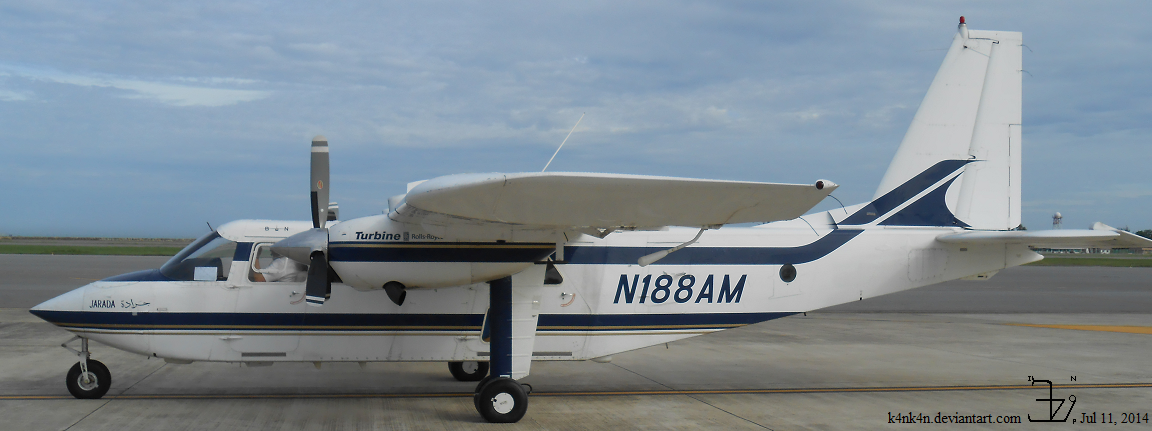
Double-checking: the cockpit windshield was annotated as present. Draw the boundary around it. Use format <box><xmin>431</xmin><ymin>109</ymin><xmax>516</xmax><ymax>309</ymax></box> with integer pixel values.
<box><xmin>160</xmin><ymin>231</ymin><xmax>237</xmax><ymax>281</ymax></box>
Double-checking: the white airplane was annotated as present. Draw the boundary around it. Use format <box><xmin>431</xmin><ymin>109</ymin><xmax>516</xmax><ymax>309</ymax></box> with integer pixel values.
<box><xmin>29</xmin><ymin>18</ymin><xmax>1152</xmax><ymax>423</ymax></box>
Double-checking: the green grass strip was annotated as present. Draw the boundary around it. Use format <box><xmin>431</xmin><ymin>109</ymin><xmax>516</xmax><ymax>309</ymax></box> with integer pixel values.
<box><xmin>0</xmin><ymin>245</ymin><xmax>182</xmax><ymax>256</ymax></box>
<box><xmin>1028</xmin><ymin>256</ymin><xmax>1152</xmax><ymax>267</ymax></box>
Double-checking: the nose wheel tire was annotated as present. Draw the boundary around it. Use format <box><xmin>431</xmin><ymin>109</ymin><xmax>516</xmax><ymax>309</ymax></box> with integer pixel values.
<box><xmin>448</xmin><ymin>361</ymin><xmax>489</xmax><ymax>382</ymax></box>
<box><xmin>66</xmin><ymin>360</ymin><xmax>111</xmax><ymax>399</ymax></box>
<box><xmin>474</xmin><ymin>377</ymin><xmax>528</xmax><ymax>423</ymax></box>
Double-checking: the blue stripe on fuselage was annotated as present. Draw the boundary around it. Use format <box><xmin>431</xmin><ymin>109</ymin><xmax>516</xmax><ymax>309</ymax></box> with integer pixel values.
<box><xmin>102</xmin><ymin>269</ymin><xmax>173</xmax><ymax>282</ymax></box>
<box><xmin>28</xmin><ymin>310</ymin><xmax>791</xmax><ymax>332</ymax></box>
<box><xmin>93</xmin><ymin>230</ymin><xmax>859</xmax><ymax>283</ymax></box>
<box><xmin>538</xmin><ymin>312</ymin><xmax>794</xmax><ymax>330</ymax></box>
<box><xmin>328</xmin><ymin>242</ymin><xmax>555</xmax><ymax>263</ymax></box>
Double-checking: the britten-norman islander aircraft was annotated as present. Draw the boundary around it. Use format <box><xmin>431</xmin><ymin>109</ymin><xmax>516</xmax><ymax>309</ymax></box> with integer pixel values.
<box><xmin>29</xmin><ymin>18</ymin><xmax>1152</xmax><ymax>423</ymax></box>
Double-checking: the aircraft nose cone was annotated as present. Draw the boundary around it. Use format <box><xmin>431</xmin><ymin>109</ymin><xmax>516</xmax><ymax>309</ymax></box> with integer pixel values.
<box><xmin>29</xmin><ymin>285</ymin><xmax>86</xmax><ymax>323</ymax></box>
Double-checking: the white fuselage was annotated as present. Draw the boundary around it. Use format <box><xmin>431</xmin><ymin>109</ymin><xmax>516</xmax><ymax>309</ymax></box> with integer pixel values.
<box><xmin>30</xmin><ymin>210</ymin><xmax>1040</xmax><ymax>365</ymax></box>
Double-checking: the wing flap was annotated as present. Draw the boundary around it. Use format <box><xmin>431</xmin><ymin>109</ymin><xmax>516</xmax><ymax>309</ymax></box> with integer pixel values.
<box><xmin>937</xmin><ymin>223</ymin><xmax>1152</xmax><ymax>248</ymax></box>
<box><xmin>404</xmin><ymin>172</ymin><xmax>836</xmax><ymax>228</ymax></box>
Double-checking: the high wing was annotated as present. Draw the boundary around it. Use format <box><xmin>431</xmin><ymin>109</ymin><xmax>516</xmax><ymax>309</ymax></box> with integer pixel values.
<box><xmin>400</xmin><ymin>172</ymin><xmax>837</xmax><ymax>229</ymax></box>
<box><xmin>937</xmin><ymin>223</ymin><xmax>1152</xmax><ymax>249</ymax></box>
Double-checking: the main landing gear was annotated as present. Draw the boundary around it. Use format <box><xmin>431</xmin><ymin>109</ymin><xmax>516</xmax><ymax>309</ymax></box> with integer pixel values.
<box><xmin>62</xmin><ymin>336</ymin><xmax>111</xmax><ymax>399</ymax></box>
<box><xmin>448</xmin><ymin>361</ymin><xmax>489</xmax><ymax>381</ymax></box>
<box><xmin>471</xmin><ymin>275</ymin><xmax>530</xmax><ymax>423</ymax></box>
<box><xmin>474</xmin><ymin>377</ymin><xmax>529</xmax><ymax>423</ymax></box>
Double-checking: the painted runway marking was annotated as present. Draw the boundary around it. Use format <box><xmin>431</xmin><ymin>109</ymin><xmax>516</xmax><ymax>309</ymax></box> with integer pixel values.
<box><xmin>1008</xmin><ymin>324</ymin><xmax>1152</xmax><ymax>335</ymax></box>
<box><xmin>3</xmin><ymin>383</ymin><xmax>1151</xmax><ymax>401</ymax></box>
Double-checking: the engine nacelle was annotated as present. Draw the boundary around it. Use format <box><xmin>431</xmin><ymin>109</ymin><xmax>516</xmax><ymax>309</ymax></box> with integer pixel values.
<box><xmin>326</xmin><ymin>214</ymin><xmax>558</xmax><ymax>290</ymax></box>
<box><xmin>331</xmin><ymin>260</ymin><xmax>542</xmax><ymax>291</ymax></box>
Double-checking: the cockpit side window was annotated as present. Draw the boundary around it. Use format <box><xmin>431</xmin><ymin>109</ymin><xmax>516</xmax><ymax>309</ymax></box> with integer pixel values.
<box><xmin>160</xmin><ymin>231</ymin><xmax>237</xmax><ymax>281</ymax></box>
<box><xmin>249</xmin><ymin>243</ymin><xmax>308</xmax><ymax>283</ymax></box>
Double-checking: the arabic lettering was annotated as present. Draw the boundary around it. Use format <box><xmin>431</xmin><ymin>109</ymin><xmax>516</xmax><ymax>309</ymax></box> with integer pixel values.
<box><xmin>119</xmin><ymin>299</ymin><xmax>151</xmax><ymax>309</ymax></box>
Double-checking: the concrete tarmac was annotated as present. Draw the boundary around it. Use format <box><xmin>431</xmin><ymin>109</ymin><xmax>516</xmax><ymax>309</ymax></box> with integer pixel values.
<box><xmin>2</xmin><ymin>255</ymin><xmax>1151</xmax><ymax>430</ymax></box>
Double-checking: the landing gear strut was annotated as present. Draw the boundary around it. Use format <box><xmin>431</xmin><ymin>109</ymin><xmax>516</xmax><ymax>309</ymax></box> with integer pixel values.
<box><xmin>448</xmin><ymin>361</ymin><xmax>489</xmax><ymax>381</ymax></box>
<box><xmin>473</xmin><ymin>275</ymin><xmax>529</xmax><ymax>423</ymax></box>
<box><xmin>62</xmin><ymin>336</ymin><xmax>111</xmax><ymax>399</ymax></box>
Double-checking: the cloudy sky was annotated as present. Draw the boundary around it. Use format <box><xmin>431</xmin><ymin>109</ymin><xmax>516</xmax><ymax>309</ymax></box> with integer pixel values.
<box><xmin>1</xmin><ymin>1</ymin><xmax>1149</xmax><ymax>237</ymax></box>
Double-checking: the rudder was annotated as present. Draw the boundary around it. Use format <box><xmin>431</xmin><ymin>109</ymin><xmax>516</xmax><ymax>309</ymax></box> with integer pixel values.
<box><xmin>954</xmin><ymin>29</ymin><xmax>1023</xmax><ymax>230</ymax></box>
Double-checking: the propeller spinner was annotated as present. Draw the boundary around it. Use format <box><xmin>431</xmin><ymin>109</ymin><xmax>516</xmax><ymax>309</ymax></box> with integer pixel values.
<box><xmin>271</xmin><ymin>136</ymin><xmax>335</xmax><ymax>306</ymax></box>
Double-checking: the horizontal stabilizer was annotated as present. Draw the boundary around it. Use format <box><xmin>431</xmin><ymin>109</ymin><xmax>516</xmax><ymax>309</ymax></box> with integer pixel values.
<box><xmin>404</xmin><ymin>172</ymin><xmax>836</xmax><ymax>228</ymax></box>
<box><xmin>937</xmin><ymin>223</ymin><xmax>1152</xmax><ymax>249</ymax></box>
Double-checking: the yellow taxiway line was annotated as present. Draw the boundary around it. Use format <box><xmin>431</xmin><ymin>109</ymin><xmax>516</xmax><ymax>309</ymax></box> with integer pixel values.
<box><xmin>1007</xmin><ymin>324</ymin><xmax>1152</xmax><ymax>335</ymax></box>
<box><xmin>2</xmin><ymin>383</ymin><xmax>1150</xmax><ymax>401</ymax></box>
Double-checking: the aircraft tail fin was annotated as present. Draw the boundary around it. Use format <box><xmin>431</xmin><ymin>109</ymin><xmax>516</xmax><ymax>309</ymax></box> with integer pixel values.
<box><xmin>870</xmin><ymin>20</ymin><xmax>1023</xmax><ymax>230</ymax></box>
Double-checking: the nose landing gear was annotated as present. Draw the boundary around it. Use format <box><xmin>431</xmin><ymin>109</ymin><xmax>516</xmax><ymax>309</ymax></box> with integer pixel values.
<box><xmin>61</xmin><ymin>336</ymin><xmax>111</xmax><ymax>399</ymax></box>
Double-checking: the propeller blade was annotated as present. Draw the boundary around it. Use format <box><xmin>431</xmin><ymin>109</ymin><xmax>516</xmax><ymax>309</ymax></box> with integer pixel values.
<box><xmin>311</xmin><ymin>136</ymin><xmax>330</xmax><ymax>229</ymax></box>
<box><xmin>294</xmin><ymin>136</ymin><xmax>334</xmax><ymax>307</ymax></box>
<box><xmin>305</xmin><ymin>251</ymin><xmax>331</xmax><ymax>306</ymax></box>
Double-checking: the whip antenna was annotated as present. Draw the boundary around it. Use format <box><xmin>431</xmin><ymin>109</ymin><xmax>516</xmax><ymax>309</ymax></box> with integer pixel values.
<box><xmin>542</xmin><ymin>112</ymin><xmax>584</xmax><ymax>172</ymax></box>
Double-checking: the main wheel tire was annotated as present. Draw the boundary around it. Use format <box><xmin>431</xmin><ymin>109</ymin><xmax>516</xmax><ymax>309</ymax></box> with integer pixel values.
<box><xmin>448</xmin><ymin>361</ymin><xmax>489</xmax><ymax>382</ymax></box>
<box><xmin>474</xmin><ymin>376</ymin><xmax>493</xmax><ymax>394</ymax></box>
<box><xmin>66</xmin><ymin>360</ymin><xmax>111</xmax><ymax>399</ymax></box>
<box><xmin>475</xmin><ymin>377</ymin><xmax>528</xmax><ymax>423</ymax></box>
<box><xmin>473</xmin><ymin>375</ymin><xmax>494</xmax><ymax>411</ymax></box>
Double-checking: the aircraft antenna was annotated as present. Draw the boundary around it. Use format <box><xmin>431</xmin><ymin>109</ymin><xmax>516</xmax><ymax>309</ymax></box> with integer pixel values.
<box><xmin>206</xmin><ymin>222</ymin><xmax>213</xmax><ymax>232</ymax></box>
<box><xmin>542</xmin><ymin>112</ymin><xmax>585</xmax><ymax>172</ymax></box>
<box><xmin>797</xmin><ymin>216</ymin><xmax>820</xmax><ymax>236</ymax></box>
<box><xmin>826</xmin><ymin>194</ymin><xmax>849</xmax><ymax>215</ymax></box>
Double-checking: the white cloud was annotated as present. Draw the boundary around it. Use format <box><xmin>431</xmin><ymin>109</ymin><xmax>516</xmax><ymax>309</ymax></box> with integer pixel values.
<box><xmin>107</xmin><ymin>79</ymin><xmax>270</xmax><ymax>107</ymax></box>
<box><xmin>287</xmin><ymin>43</ymin><xmax>347</xmax><ymax>56</ymax></box>
<box><xmin>0</xmin><ymin>88</ymin><xmax>30</xmax><ymax>101</ymax></box>
<box><xmin>2</xmin><ymin>66</ymin><xmax>270</xmax><ymax>107</ymax></box>
<box><xmin>172</xmin><ymin>76</ymin><xmax>262</xmax><ymax>86</ymax></box>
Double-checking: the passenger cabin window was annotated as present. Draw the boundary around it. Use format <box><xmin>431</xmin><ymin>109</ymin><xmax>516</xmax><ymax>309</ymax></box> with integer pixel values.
<box><xmin>160</xmin><ymin>231</ymin><xmax>237</xmax><ymax>281</ymax></box>
<box><xmin>249</xmin><ymin>243</ymin><xmax>308</xmax><ymax>283</ymax></box>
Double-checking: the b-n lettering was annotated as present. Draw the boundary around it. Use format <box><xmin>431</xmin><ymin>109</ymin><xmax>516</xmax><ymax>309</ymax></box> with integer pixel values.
<box><xmin>614</xmin><ymin>274</ymin><xmax>744</xmax><ymax>304</ymax></box>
